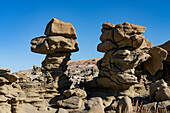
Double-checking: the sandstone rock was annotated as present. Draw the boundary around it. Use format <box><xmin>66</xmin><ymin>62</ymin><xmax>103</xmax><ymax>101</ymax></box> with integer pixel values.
<box><xmin>97</xmin><ymin>41</ymin><xmax>117</xmax><ymax>53</ymax></box>
<box><xmin>56</xmin><ymin>96</ymin><xmax>83</xmax><ymax>109</ymax></box>
<box><xmin>155</xmin><ymin>87</ymin><xmax>170</xmax><ymax>101</ymax></box>
<box><xmin>63</xmin><ymin>88</ymin><xmax>87</xmax><ymax>99</ymax></box>
<box><xmin>116</xmin><ymin>96</ymin><xmax>133</xmax><ymax>113</ymax></box>
<box><xmin>0</xmin><ymin>77</ymin><xmax>9</xmax><ymax>83</ymax></box>
<box><xmin>31</xmin><ymin>36</ymin><xmax>78</xmax><ymax>54</ymax></box>
<box><xmin>42</xmin><ymin>52</ymin><xmax>70</xmax><ymax>72</ymax></box>
<box><xmin>103</xmin><ymin>96</ymin><xmax>116</xmax><ymax>108</ymax></box>
<box><xmin>157</xmin><ymin>100</ymin><xmax>170</xmax><ymax>112</ymax></box>
<box><xmin>45</xmin><ymin>18</ymin><xmax>77</xmax><ymax>39</ymax></box>
<box><xmin>144</xmin><ymin>47</ymin><xmax>168</xmax><ymax>75</ymax></box>
<box><xmin>102</xmin><ymin>23</ymin><xmax>115</xmax><ymax>30</ymax></box>
<box><xmin>97</xmin><ymin>48</ymin><xmax>150</xmax><ymax>89</ymax></box>
<box><xmin>0</xmin><ymin>95</ymin><xmax>8</xmax><ymax>102</ymax></box>
<box><xmin>149</xmin><ymin>79</ymin><xmax>168</xmax><ymax>101</ymax></box>
<box><xmin>84</xmin><ymin>97</ymin><xmax>105</xmax><ymax>113</ymax></box>
<box><xmin>100</xmin><ymin>30</ymin><xmax>114</xmax><ymax>42</ymax></box>
<box><xmin>57</xmin><ymin>108</ymin><xmax>69</xmax><ymax>113</ymax></box>
<box><xmin>159</xmin><ymin>40</ymin><xmax>170</xmax><ymax>62</ymax></box>
<box><xmin>142</xmin><ymin>102</ymin><xmax>157</xmax><ymax>112</ymax></box>
<box><xmin>0</xmin><ymin>103</ymin><xmax>11</xmax><ymax>113</ymax></box>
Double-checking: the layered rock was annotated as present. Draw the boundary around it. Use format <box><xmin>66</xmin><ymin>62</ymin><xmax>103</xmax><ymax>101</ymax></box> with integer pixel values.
<box><xmin>96</xmin><ymin>22</ymin><xmax>157</xmax><ymax>90</ymax></box>
<box><xmin>30</xmin><ymin>18</ymin><xmax>79</xmax><ymax>89</ymax></box>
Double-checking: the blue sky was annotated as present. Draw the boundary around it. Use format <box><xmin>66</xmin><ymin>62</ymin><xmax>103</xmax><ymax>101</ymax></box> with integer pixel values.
<box><xmin>0</xmin><ymin>0</ymin><xmax>170</xmax><ymax>72</ymax></box>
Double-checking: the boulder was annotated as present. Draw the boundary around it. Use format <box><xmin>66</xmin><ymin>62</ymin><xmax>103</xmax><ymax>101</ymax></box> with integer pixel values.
<box><xmin>31</xmin><ymin>36</ymin><xmax>78</xmax><ymax>54</ymax></box>
<box><xmin>149</xmin><ymin>79</ymin><xmax>168</xmax><ymax>101</ymax></box>
<box><xmin>84</xmin><ymin>97</ymin><xmax>105</xmax><ymax>113</ymax></box>
<box><xmin>142</xmin><ymin>102</ymin><xmax>157</xmax><ymax>112</ymax></box>
<box><xmin>56</xmin><ymin>96</ymin><xmax>83</xmax><ymax>109</ymax></box>
<box><xmin>144</xmin><ymin>47</ymin><xmax>168</xmax><ymax>75</ymax></box>
<box><xmin>116</xmin><ymin>96</ymin><xmax>133</xmax><ymax>113</ymax></box>
<box><xmin>156</xmin><ymin>87</ymin><xmax>170</xmax><ymax>101</ymax></box>
<box><xmin>45</xmin><ymin>18</ymin><xmax>77</xmax><ymax>39</ymax></box>
<box><xmin>157</xmin><ymin>100</ymin><xmax>170</xmax><ymax>112</ymax></box>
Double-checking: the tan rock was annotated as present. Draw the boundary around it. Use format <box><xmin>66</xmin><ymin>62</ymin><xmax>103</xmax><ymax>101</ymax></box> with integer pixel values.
<box><xmin>157</xmin><ymin>100</ymin><xmax>170</xmax><ymax>112</ymax></box>
<box><xmin>31</xmin><ymin>36</ymin><xmax>79</xmax><ymax>54</ymax></box>
<box><xmin>156</xmin><ymin>87</ymin><xmax>170</xmax><ymax>101</ymax></box>
<box><xmin>45</xmin><ymin>18</ymin><xmax>77</xmax><ymax>39</ymax></box>
<box><xmin>0</xmin><ymin>77</ymin><xmax>9</xmax><ymax>83</ymax></box>
<box><xmin>84</xmin><ymin>97</ymin><xmax>105</xmax><ymax>113</ymax></box>
<box><xmin>0</xmin><ymin>95</ymin><xmax>8</xmax><ymax>102</ymax></box>
<box><xmin>159</xmin><ymin>40</ymin><xmax>170</xmax><ymax>62</ymax></box>
<box><xmin>100</xmin><ymin>30</ymin><xmax>114</xmax><ymax>42</ymax></box>
<box><xmin>97</xmin><ymin>41</ymin><xmax>117</xmax><ymax>53</ymax></box>
<box><xmin>117</xmin><ymin>96</ymin><xmax>133</xmax><ymax>113</ymax></box>
<box><xmin>149</xmin><ymin>79</ymin><xmax>168</xmax><ymax>100</ymax></box>
<box><xmin>144</xmin><ymin>47</ymin><xmax>168</xmax><ymax>75</ymax></box>
<box><xmin>102</xmin><ymin>23</ymin><xmax>115</xmax><ymax>30</ymax></box>
<box><xmin>58</xmin><ymin>108</ymin><xmax>69</xmax><ymax>113</ymax></box>
<box><xmin>103</xmin><ymin>96</ymin><xmax>116</xmax><ymax>108</ymax></box>
<box><xmin>142</xmin><ymin>102</ymin><xmax>157</xmax><ymax>112</ymax></box>
<box><xmin>0</xmin><ymin>103</ymin><xmax>11</xmax><ymax>113</ymax></box>
<box><xmin>63</xmin><ymin>89</ymin><xmax>75</xmax><ymax>97</ymax></box>
<box><xmin>56</xmin><ymin>96</ymin><xmax>83</xmax><ymax>109</ymax></box>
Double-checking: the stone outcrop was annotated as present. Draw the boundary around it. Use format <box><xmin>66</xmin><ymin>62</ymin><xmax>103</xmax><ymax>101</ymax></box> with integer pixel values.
<box><xmin>96</xmin><ymin>22</ymin><xmax>159</xmax><ymax>90</ymax></box>
<box><xmin>30</xmin><ymin>18</ymin><xmax>79</xmax><ymax>89</ymax></box>
<box><xmin>1</xmin><ymin>20</ymin><xmax>170</xmax><ymax>113</ymax></box>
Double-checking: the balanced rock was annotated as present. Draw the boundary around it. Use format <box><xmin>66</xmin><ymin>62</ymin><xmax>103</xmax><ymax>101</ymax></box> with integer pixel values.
<box><xmin>45</xmin><ymin>18</ymin><xmax>77</xmax><ymax>39</ymax></box>
<box><xmin>30</xmin><ymin>18</ymin><xmax>79</xmax><ymax>89</ymax></box>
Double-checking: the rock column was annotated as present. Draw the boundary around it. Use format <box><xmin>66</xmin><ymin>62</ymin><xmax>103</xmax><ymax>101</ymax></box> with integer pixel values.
<box><xmin>31</xmin><ymin>18</ymin><xmax>79</xmax><ymax>88</ymax></box>
<box><xmin>96</xmin><ymin>22</ymin><xmax>167</xmax><ymax>90</ymax></box>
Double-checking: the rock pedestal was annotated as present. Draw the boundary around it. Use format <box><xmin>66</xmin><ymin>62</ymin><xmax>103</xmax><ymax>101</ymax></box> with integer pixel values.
<box><xmin>31</xmin><ymin>18</ymin><xmax>79</xmax><ymax>88</ymax></box>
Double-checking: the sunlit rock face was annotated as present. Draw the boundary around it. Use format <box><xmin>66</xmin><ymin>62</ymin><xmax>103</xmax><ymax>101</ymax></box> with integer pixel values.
<box><xmin>30</xmin><ymin>18</ymin><xmax>79</xmax><ymax>89</ymax></box>
<box><xmin>96</xmin><ymin>22</ymin><xmax>168</xmax><ymax>90</ymax></box>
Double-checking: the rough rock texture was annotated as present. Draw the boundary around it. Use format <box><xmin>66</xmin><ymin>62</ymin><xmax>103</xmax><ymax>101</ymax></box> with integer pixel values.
<box><xmin>117</xmin><ymin>96</ymin><xmax>133</xmax><ymax>113</ymax></box>
<box><xmin>30</xmin><ymin>18</ymin><xmax>79</xmax><ymax>89</ymax></box>
<box><xmin>96</xmin><ymin>22</ymin><xmax>156</xmax><ymax>90</ymax></box>
<box><xmin>44</xmin><ymin>18</ymin><xmax>77</xmax><ymax>39</ymax></box>
<box><xmin>1</xmin><ymin>21</ymin><xmax>170</xmax><ymax>113</ymax></box>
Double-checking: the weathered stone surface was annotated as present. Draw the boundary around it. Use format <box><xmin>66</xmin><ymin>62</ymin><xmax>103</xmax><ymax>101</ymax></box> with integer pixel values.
<box><xmin>142</xmin><ymin>102</ymin><xmax>157</xmax><ymax>112</ymax></box>
<box><xmin>102</xmin><ymin>23</ymin><xmax>115</xmax><ymax>30</ymax></box>
<box><xmin>84</xmin><ymin>97</ymin><xmax>105</xmax><ymax>113</ymax></box>
<box><xmin>0</xmin><ymin>77</ymin><xmax>9</xmax><ymax>83</ymax></box>
<box><xmin>57</xmin><ymin>108</ymin><xmax>69</xmax><ymax>113</ymax></box>
<box><xmin>156</xmin><ymin>87</ymin><xmax>170</xmax><ymax>101</ymax></box>
<box><xmin>159</xmin><ymin>40</ymin><xmax>170</xmax><ymax>62</ymax></box>
<box><xmin>42</xmin><ymin>52</ymin><xmax>70</xmax><ymax>72</ymax></box>
<box><xmin>144</xmin><ymin>47</ymin><xmax>168</xmax><ymax>75</ymax></box>
<box><xmin>96</xmin><ymin>48</ymin><xmax>150</xmax><ymax>89</ymax></box>
<box><xmin>157</xmin><ymin>100</ymin><xmax>170</xmax><ymax>111</ymax></box>
<box><xmin>116</xmin><ymin>96</ymin><xmax>133</xmax><ymax>113</ymax></box>
<box><xmin>103</xmin><ymin>96</ymin><xmax>116</xmax><ymax>108</ymax></box>
<box><xmin>63</xmin><ymin>88</ymin><xmax>87</xmax><ymax>99</ymax></box>
<box><xmin>0</xmin><ymin>69</ymin><xmax>18</xmax><ymax>83</ymax></box>
<box><xmin>56</xmin><ymin>96</ymin><xmax>83</xmax><ymax>109</ymax></box>
<box><xmin>45</xmin><ymin>18</ymin><xmax>77</xmax><ymax>39</ymax></box>
<box><xmin>31</xmin><ymin>36</ymin><xmax>78</xmax><ymax>54</ymax></box>
<box><xmin>97</xmin><ymin>41</ymin><xmax>117</xmax><ymax>53</ymax></box>
<box><xmin>149</xmin><ymin>79</ymin><xmax>168</xmax><ymax>101</ymax></box>
<box><xmin>0</xmin><ymin>103</ymin><xmax>11</xmax><ymax>113</ymax></box>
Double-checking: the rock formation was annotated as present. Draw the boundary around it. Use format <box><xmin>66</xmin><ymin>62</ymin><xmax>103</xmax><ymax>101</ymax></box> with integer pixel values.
<box><xmin>0</xmin><ymin>20</ymin><xmax>170</xmax><ymax>113</ymax></box>
<box><xmin>31</xmin><ymin>18</ymin><xmax>79</xmax><ymax>89</ymax></box>
<box><xmin>96</xmin><ymin>22</ymin><xmax>168</xmax><ymax>91</ymax></box>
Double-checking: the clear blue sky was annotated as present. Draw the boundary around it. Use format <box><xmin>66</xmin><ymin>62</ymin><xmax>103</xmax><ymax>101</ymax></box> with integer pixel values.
<box><xmin>0</xmin><ymin>0</ymin><xmax>170</xmax><ymax>72</ymax></box>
